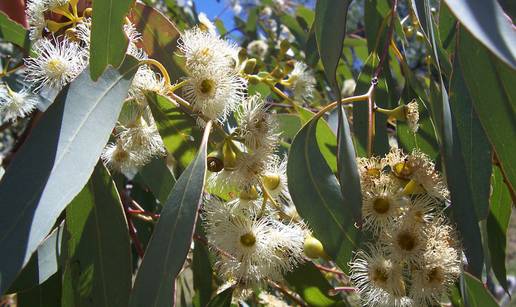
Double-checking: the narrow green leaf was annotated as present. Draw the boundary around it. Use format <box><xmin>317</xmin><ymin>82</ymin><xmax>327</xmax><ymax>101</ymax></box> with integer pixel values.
<box><xmin>147</xmin><ymin>93</ymin><xmax>202</xmax><ymax>171</ymax></box>
<box><xmin>486</xmin><ymin>167</ymin><xmax>512</xmax><ymax>293</ymax></box>
<box><xmin>443</xmin><ymin>0</ymin><xmax>516</xmax><ymax>69</ymax></box>
<box><xmin>314</xmin><ymin>0</ymin><xmax>351</xmax><ymax>92</ymax></box>
<box><xmin>192</xmin><ymin>231</ymin><xmax>214</xmax><ymax>307</ymax></box>
<box><xmin>0</xmin><ymin>11</ymin><xmax>30</xmax><ymax>50</ymax></box>
<box><xmin>336</xmin><ymin>108</ymin><xmax>362</xmax><ymax>222</ymax></box>
<box><xmin>129</xmin><ymin>123</ymin><xmax>210</xmax><ymax>307</ymax></box>
<box><xmin>364</xmin><ymin>0</ymin><xmax>391</xmax><ymax>53</ymax></box>
<box><xmin>206</xmin><ymin>286</ymin><xmax>233</xmax><ymax>307</ymax></box>
<box><xmin>449</xmin><ymin>59</ymin><xmax>492</xmax><ymax>220</ymax></box>
<box><xmin>129</xmin><ymin>3</ymin><xmax>185</xmax><ymax>81</ymax></box>
<box><xmin>422</xmin><ymin>0</ymin><xmax>484</xmax><ymax>277</ymax></box>
<box><xmin>288</xmin><ymin>117</ymin><xmax>358</xmax><ymax>273</ymax></box>
<box><xmin>462</xmin><ymin>272</ymin><xmax>498</xmax><ymax>307</ymax></box>
<box><xmin>458</xmin><ymin>30</ymin><xmax>516</xmax><ymax>195</ymax></box>
<box><xmin>285</xmin><ymin>262</ymin><xmax>346</xmax><ymax>307</ymax></box>
<box><xmin>137</xmin><ymin>157</ymin><xmax>176</xmax><ymax>204</ymax></box>
<box><xmin>0</xmin><ymin>57</ymin><xmax>139</xmax><ymax>295</ymax></box>
<box><xmin>62</xmin><ymin>163</ymin><xmax>132</xmax><ymax>307</ymax></box>
<box><xmin>89</xmin><ymin>0</ymin><xmax>134</xmax><ymax>79</ymax></box>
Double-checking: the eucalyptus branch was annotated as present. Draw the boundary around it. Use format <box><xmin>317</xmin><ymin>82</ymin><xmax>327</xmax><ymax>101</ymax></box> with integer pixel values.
<box><xmin>268</xmin><ymin>281</ymin><xmax>308</xmax><ymax>307</ymax></box>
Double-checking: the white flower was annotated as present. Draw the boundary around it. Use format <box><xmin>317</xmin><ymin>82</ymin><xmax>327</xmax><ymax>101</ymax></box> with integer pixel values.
<box><xmin>129</xmin><ymin>65</ymin><xmax>167</xmax><ymax>103</ymax></box>
<box><xmin>116</xmin><ymin>103</ymin><xmax>166</xmax><ymax>163</ymax></box>
<box><xmin>382</xmin><ymin>219</ymin><xmax>427</xmax><ymax>264</ymax></box>
<box><xmin>350</xmin><ymin>245</ymin><xmax>411</xmax><ymax>307</ymax></box>
<box><xmin>285</xmin><ymin>62</ymin><xmax>316</xmax><ymax>101</ymax></box>
<box><xmin>385</xmin><ymin>148</ymin><xmax>449</xmax><ymax>200</ymax></box>
<box><xmin>410</xmin><ymin>221</ymin><xmax>461</xmax><ymax>305</ymax></box>
<box><xmin>198</xmin><ymin>12</ymin><xmax>217</xmax><ymax>35</ymax></box>
<box><xmin>362</xmin><ymin>175</ymin><xmax>406</xmax><ymax>234</ymax></box>
<box><xmin>356</xmin><ymin>156</ymin><xmax>387</xmax><ymax>186</ymax></box>
<box><xmin>183</xmin><ymin>68</ymin><xmax>246</xmax><ymax>122</ymax></box>
<box><xmin>0</xmin><ymin>84</ymin><xmax>39</xmax><ymax>122</ymax></box>
<box><xmin>236</xmin><ymin>95</ymin><xmax>279</xmax><ymax>150</ymax></box>
<box><xmin>203</xmin><ymin>198</ymin><xmax>304</xmax><ymax>285</ymax></box>
<box><xmin>77</xmin><ymin>19</ymin><xmax>146</xmax><ymax>60</ymax></box>
<box><xmin>405</xmin><ymin>100</ymin><xmax>419</xmax><ymax>133</ymax></box>
<box><xmin>24</xmin><ymin>36</ymin><xmax>87</xmax><ymax>91</ymax></box>
<box><xmin>247</xmin><ymin>40</ymin><xmax>268</xmax><ymax>60</ymax></box>
<box><xmin>101</xmin><ymin>141</ymin><xmax>146</xmax><ymax>179</ymax></box>
<box><xmin>402</xmin><ymin>194</ymin><xmax>438</xmax><ymax>225</ymax></box>
<box><xmin>123</xmin><ymin>22</ymin><xmax>147</xmax><ymax>60</ymax></box>
<box><xmin>178</xmin><ymin>27</ymin><xmax>239</xmax><ymax>73</ymax></box>
<box><xmin>26</xmin><ymin>0</ymin><xmax>47</xmax><ymax>40</ymax></box>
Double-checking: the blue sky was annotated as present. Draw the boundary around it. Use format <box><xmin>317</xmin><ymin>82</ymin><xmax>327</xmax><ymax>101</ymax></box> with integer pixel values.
<box><xmin>194</xmin><ymin>1</ymin><xmax>236</xmax><ymax>29</ymax></box>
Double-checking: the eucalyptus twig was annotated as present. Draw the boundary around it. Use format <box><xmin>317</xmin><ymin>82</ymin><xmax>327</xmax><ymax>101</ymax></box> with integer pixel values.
<box><xmin>120</xmin><ymin>189</ymin><xmax>146</xmax><ymax>258</ymax></box>
<box><xmin>268</xmin><ymin>281</ymin><xmax>308</xmax><ymax>307</ymax></box>
<box><xmin>264</xmin><ymin>80</ymin><xmax>300</xmax><ymax>112</ymax></box>
<box><xmin>314</xmin><ymin>84</ymin><xmax>375</xmax><ymax>119</ymax></box>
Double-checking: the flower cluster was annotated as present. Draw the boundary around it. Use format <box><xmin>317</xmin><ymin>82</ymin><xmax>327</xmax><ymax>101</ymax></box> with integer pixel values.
<box><xmin>350</xmin><ymin>148</ymin><xmax>462</xmax><ymax>306</ymax></box>
<box><xmin>174</xmin><ymin>22</ymin><xmax>310</xmax><ymax>291</ymax></box>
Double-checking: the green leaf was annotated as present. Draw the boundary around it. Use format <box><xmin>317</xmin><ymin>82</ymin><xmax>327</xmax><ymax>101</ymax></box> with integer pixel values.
<box><xmin>0</xmin><ymin>57</ymin><xmax>139</xmax><ymax>295</ymax></box>
<box><xmin>129</xmin><ymin>3</ymin><xmax>185</xmax><ymax>81</ymax></box>
<box><xmin>288</xmin><ymin>117</ymin><xmax>358</xmax><ymax>273</ymax></box>
<box><xmin>486</xmin><ymin>167</ymin><xmax>512</xmax><ymax>293</ymax></box>
<box><xmin>421</xmin><ymin>0</ymin><xmax>484</xmax><ymax>277</ymax></box>
<box><xmin>297</xmin><ymin>108</ymin><xmax>337</xmax><ymax>172</ymax></box>
<box><xmin>314</xmin><ymin>0</ymin><xmax>351</xmax><ymax>93</ymax></box>
<box><xmin>443</xmin><ymin>0</ymin><xmax>516</xmax><ymax>69</ymax></box>
<box><xmin>364</xmin><ymin>0</ymin><xmax>391</xmax><ymax>53</ymax></box>
<box><xmin>192</xmin><ymin>230</ymin><xmax>214</xmax><ymax>307</ymax></box>
<box><xmin>0</xmin><ymin>11</ymin><xmax>30</xmax><ymax>50</ymax></box>
<box><xmin>16</xmin><ymin>272</ymin><xmax>62</xmax><ymax>307</ymax></box>
<box><xmin>458</xmin><ymin>30</ymin><xmax>516</xmax><ymax>195</ymax></box>
<box><xmin>274</xmin><ymin>113</ymin><xmax>302</xmax><ymax>141</ymax></box>
<box><xmin>449</xmin><ymin>59</ymin><xmax>492</xmax><ymax>220</ymax></box>
<box><xmin>129</xmin><ymin>123</ymin><xmax>210</xmax><ymax>307</ymax></box>
<box><xmin>462</xmin><ymin>272</ymin><xmax>498</xmax><ymax>307</ymax></box>
<box><xmin>137</xmin><ymin>157</ymin><xmax>176</xmax><ymax>204</ymax></box>
<box><xmin>285</xmin><ymin>262</ymin><xmax>346</xmax><ymax>307</ymax></box>
<box><xmin>89</xmin><ymin>0</ymin><xmax>133</xmax><ymax>80</ymax></box>
<box><xmin>8</xmin><ymin>223</ymin><xmax>65</xmax><ymax>294</ymax></box>
<box><xmin>206</xmin><ymin>286</ymin><xmax>233</xmax><ymax>307</ymax></box>
<box><xmin>61</xmin><ymin>163</ymin><xmax>132</xmax><ymax>307</ymax></box>
<box><xmin>336</xmin><ymin>107</ymin><xmax>362</xmax><ymax>222</ymax></box>
<box><xmin>147</xmin><ymin>93</ymin><xmax>202</xmax><ymax>171</ymax></box>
